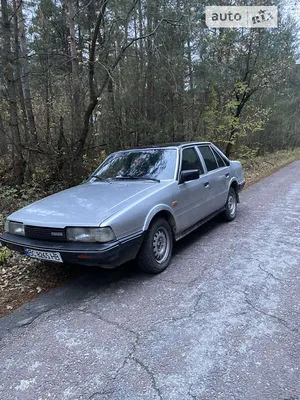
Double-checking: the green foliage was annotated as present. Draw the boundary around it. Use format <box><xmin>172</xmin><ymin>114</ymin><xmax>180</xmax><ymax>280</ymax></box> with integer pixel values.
<box><xmin>238</xmin><ymin>145</ymin><xmax>260</xmax><ymax>162</ymax></box>
<box><xmin>0</xmin><ymin>248</ymin><xmax>11</xmax><ymax>266</ymax></box>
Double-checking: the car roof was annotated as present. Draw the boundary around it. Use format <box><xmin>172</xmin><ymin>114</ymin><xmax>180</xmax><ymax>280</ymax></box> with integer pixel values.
<box><xmin>121</xmin><ymin>142</ymin><xmax>212</xmax><ymax>151</ymax></box>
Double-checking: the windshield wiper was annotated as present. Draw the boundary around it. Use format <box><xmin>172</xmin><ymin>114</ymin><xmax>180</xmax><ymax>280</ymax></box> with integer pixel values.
<box><xmin>115</xmin><ymin>174</ymin><xmax>160</xmax><ymax>183</ymax></box>
<box><xmin>88</xmin><ymin>175</ymin><xmax>110</xmax><ymax>182</ymax></box>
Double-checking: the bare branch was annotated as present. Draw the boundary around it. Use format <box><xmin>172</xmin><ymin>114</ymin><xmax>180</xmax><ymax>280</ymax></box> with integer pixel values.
<box><xmin>89</xmin><ymin>0</ymin><xmax>108</xmax><ymax>100</ymax></box>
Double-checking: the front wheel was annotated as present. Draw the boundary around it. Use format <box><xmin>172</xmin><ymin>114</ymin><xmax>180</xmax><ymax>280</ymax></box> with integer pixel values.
<box><xmin>222</xmin><ymin>187</ymin><xmax>237</xmax><ymax>222</ymax></box>
<box><xmin>137</xmin><ymin>218</ymin><xmax>173</xmax><ymax>274</ymax></box>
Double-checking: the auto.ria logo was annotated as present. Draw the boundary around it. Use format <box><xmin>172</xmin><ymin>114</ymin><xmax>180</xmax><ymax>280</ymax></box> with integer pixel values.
<box><xmin>205</xmin><ymin>6</ymin><xmax>278</xmax><ymax>28</ymax></box>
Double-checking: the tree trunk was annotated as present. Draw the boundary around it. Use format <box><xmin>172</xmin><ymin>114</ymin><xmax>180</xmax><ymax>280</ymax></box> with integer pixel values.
<box><xmin>67</xmin><ymin>0</ymin><xmax>82</xmax><ymax>148</ymax></box>
<box><xmin>146</xmin><ymin>0</ymin><xmax>157</xmax><ymax>125</ymax></box>
<box><xmin>2</xmin><ymin>0</ymin><xmax>25</xmax><ymax>184</ymax></box>
<box><xmin>13</xmin><ymin>0</ymin><xmax>28</xmax><ymax>142</ymax></box>
<box><xmin>72</xmin><ymin>0</ymin><xmax>143</xmax><ymax>175</ymax></box>
<box><xmin>138</xmin><ymin>0</ymin><xmax>145</xmax><ymax>145</ymax></box>
<box><xmin>16</xmin><ymin>0</ymin><xmax>37</xmax><ymax>145</ymax></box>
<box><xmin>0</xmin><ymin>115</ymin><xmax>8</xmax><ymax>155</ymax></box>
<box><xmin>57</xmin><ymin>116</ymin><xmax>65</xmax><ymax>176</ymax></box>
<box><xmin>72</xmin><ymin>0</ymin><xmax>107</xmax><ymax>170</ymax></box>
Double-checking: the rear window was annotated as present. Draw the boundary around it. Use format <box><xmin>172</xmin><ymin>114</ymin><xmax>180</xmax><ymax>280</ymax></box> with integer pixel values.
<box><xmin>211</xmin><ymin>148</ymin><xmax>226</xmax><ymax>168</ymax></box>
<box><xmin>198</xmin><ymin>146</ymin><xmax>218</xmax><ymax>172</ymax></box>
<box><xmin>213</xmin><ymin>148</ymin><xmax>230</xmax><ymax>166</ymax></box>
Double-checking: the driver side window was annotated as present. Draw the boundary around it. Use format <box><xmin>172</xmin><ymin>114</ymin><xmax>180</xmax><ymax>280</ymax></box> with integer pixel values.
<box><xmin>181</xmin><ymin>147</ymin><xmax>204</xmax><ymax>174</ymax></box>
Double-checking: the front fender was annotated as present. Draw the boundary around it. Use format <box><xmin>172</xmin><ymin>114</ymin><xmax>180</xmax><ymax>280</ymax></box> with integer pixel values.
<box><xmin>228</xmin><ymin>177</ymin><xmax>240</xmax><ymax>203</ymax></box>
<box><xmin>143</xmin><ymin>204</ymin><xmax>176</xmax><ymax>232</ymax></box>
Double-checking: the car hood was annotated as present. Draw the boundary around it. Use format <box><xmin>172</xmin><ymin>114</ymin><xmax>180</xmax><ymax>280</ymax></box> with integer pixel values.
<box><xmin>8</xmin><ymin>181</ymin><xmax>171</xmax><ymax>228</ymax></box>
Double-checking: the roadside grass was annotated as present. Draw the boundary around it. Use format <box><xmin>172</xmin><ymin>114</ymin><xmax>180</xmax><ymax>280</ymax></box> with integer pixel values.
<box><xmin>242</xmin><ymin>149</ymin><xmax>300</xmax><ymax>187</ymax></box>
<box><xmin>0</xmin><ymin>149</ymin><xmax>299</xmax><ymax>317</ymax></box>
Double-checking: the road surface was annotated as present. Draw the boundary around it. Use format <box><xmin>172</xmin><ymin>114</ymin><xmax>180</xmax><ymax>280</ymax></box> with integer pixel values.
<box><xmin>1</xmin><ymin>161</ymin><xmax>300</xmax><ymax>400</ymax></box>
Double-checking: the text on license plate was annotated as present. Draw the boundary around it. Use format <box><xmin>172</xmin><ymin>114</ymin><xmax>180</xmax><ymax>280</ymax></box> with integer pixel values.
<box><xmin>25</xmin><ymin>248</ymin><xmax>63</xmax><ymax>263</ymax></box>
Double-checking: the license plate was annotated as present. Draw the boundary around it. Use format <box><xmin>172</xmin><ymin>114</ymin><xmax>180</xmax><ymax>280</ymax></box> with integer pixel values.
<box><xmin>25</xmin><ymin>248</ymin><xmax>63</xmax><ymax>263</ymax></box>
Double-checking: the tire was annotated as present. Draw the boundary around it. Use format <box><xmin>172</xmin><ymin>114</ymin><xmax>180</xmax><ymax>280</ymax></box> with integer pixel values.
<box><xmin>222</xmin><ymin>187</ymin><xmax>237</xmax><ymax>222</ymax></box>
<box><xmin>137</xmin><ymin>218</ymin><xmax>173</xmax><ymax>274</ymax></box>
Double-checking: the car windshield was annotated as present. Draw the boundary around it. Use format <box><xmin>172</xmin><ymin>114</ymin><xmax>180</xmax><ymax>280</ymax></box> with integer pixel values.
<box><xmin>92</xmin><ymin>149</ymin><xmax>177</xmax><ymax>181</ymax></box>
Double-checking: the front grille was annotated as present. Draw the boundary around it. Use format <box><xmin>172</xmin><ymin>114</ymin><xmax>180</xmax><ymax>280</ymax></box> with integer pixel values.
<box><xmin>25</xmin><ymin>225</ymin><xmax>66</xmax><ymax>242</ymax></box>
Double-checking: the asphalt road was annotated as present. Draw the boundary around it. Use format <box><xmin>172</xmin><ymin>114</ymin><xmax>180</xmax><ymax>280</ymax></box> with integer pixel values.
<box><xmin>1</xmin><ymin>162</ymin><xmax>300</xmax><ymax>400</ymax></box>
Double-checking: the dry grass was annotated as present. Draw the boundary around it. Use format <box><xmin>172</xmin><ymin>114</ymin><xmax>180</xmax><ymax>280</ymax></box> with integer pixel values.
<box><xmin>242</xmin><ymin>149</ymin><xmax>300</xmax><ymax>187</ymax></box>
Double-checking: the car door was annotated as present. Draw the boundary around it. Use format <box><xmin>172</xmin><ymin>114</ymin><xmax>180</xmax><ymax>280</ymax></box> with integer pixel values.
<box><xmin>210</xmin><ymin>146</ymin><xmax>231</xmax><ymax>205</ymax></box>
<box><xmin>197</xmin><ymin>145</ymin><xmax>229</xmax><ymax>211</ymax></box>
<box><xmin>174</xmin><ymin>146</ymin><xmax>212</xmax><ymax>233</ymax></box>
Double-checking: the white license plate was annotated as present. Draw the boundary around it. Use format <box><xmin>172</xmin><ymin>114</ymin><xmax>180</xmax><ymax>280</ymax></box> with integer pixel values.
<box><xmin>25</xmin><ymin>248</ymin><xmax>63</xmax><ymax>263</ymax></box>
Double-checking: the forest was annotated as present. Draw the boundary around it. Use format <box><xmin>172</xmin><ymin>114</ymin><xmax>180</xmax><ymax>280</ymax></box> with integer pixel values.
<box><xmin>0</xmin><ymin>0</ymin><xmax>299</xmax><ymax>187</ymax></box>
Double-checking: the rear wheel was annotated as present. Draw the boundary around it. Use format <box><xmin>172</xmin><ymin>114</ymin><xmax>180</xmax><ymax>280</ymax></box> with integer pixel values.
<box><xmin>222</xmin><ymin>187</ymin><xmax>237</xmax><ymax>222</ymax></box>
<box><xmin>137</xmin><ymin>218</ymin><xmax>173</xmax><ymax>274</ymax></box>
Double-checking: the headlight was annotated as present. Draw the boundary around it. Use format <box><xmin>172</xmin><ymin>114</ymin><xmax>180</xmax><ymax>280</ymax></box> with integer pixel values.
<box><xmin>66</xmin><ymin>227</ymin><xmax>116</xmax><ymax>243</ymax></box>
<box><xmin>6</xmin><ymin>221</ymin><xmax>25</xmax><ymax>236</ymax></box>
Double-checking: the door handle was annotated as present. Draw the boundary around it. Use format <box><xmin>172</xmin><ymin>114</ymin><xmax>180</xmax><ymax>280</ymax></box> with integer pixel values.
<box><xmin>225</xmin><ymin>173</ymin><xmax>230</xmax><ymax>178</ymax></box>
<box><xmin>204</xmin><ymin>182</ymin><xmax>210</xmax><ymax>188</ymax></box>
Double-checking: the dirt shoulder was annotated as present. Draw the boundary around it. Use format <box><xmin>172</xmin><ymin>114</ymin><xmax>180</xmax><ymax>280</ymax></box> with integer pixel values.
<box><xmin>242</xmin><ymin>149</ymin><xmax>300</xmax><ymax>187</ymax></box>
<box><xmin>0</xmin><ymin>184</ymin><xmax>75</xmax><ymax>317</ymax></box>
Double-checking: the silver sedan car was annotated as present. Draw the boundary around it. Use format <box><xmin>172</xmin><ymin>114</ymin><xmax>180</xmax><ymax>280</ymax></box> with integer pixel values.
<box><xmin>0</xmin><ymin>142</ymin><xmax>245</xmax><ymax>273</ymax></box>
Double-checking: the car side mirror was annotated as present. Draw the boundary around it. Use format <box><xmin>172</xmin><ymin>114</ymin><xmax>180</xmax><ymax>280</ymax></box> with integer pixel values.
<box><xmin>179</xmin><ymin>169</ymin><xmax>199</xmax><ymax>184</ymax></box>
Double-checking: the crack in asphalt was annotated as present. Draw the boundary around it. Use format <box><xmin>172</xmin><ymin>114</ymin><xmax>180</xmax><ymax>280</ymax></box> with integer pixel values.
<box><xmin>89</xmin><ymin>392</ymin><xmax>101</xmax><ymax>399</ymax></box>
<box><xmin>131</xmin><ymin>357</ymin><xmax>163</xmax><ymax>399</ymax></box>
<box><xmin>244</xmin><ymin>296</ymin><xmax>299</xmax><ymax>336</ymax></box>
<box><xmin>256</xmin><ymin>263</ymin><xmax>282</xmax><ymax>282</ymax></box>
<box><xmin>89</xmin><ymin>389</ymin><xmax>114</xmax><ymax>399</ymax></box>
<box><xmin>78</xmin><ymin>308</ymin><xmax>164</xmax><ymax>399</ymax></box>
<box><xmin>16</xmin><ymin>308</ymin><xmax>53</xmax><ymax>328</ymax></box>
<box><xmin>77</xmin><ymin>298</ymin><xmax>206</xmax><ymax>400</ymax></box>
<box><xmin>158</xmin><ymin>251</ymin><xmax>225</xmax><ymax>288</ymax></box>
<box><xmin>160</xmin><ymin>272</ymin><xmax>207</xmax><ymax>287</ymax></box>
<box><xmin>0</xmin><ymin>306</ymin><xmax>56</xmax><ymax>342</ymax></box>
<box><xmin>243</xmin><ymin>256</ymin><xmax>284</xmax><ymax>282</ymax></box>
<box><xmin>77</xmin><ymin>308</ymin><xmax>143</xmax><ymax>395</ymax></box>
<box><xmin>77</xmin><ymin>308</ymin><xmax>140</xmax><ymax>338</ymax></box>
<box><xmin>150</xmin><ymin>291</ymin><xmax>204</xmax><ymax>330</ymax></box>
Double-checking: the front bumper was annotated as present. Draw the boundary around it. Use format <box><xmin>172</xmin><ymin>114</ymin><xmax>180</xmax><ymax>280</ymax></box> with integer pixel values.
<box><xmin>0</xmin><ymin>232</ymin><xmax>144</xmax><ymax>268</ymax></box>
